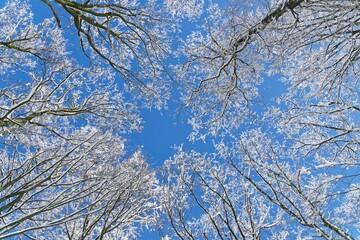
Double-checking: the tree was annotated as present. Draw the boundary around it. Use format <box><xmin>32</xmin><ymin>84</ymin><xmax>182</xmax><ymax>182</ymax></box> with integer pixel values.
<box><xmin>163</xmin><ymin>0</ymin><xmax>359</xmax><ymax>239</ymax></box>
<box><xmin>163</xmin><ymin>130</ymin><xmax>358</xmax><ymax>239</ymax></box>
<box><xmin>9</xmin><ymin>0</ymin><xmax>172</xmax><ymax>109</ymax></box>
<box><xmin>177</xmin><ymin>0</ymin><xmax>359</xmax><ymax>139</ymax></box>
<box><xmin>162</xmin><ymin>147</ymin><xmax>285</xmax><ymax>240</ymax></box>
<box><xmin>0</xmin><ymin>1</ymin><xmax>160</xmax><ymax>238</ymax></box>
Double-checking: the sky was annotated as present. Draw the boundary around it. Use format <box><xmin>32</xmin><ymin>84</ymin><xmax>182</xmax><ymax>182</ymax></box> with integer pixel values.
<box><xmin>130</xmin><ymin>108</ymin><xmax>191</xmax><ymax>165</ymax></box>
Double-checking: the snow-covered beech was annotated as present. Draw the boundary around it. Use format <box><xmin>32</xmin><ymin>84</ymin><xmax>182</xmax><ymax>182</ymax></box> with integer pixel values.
<box><xmin>0</xmin><ymin>1</ymin><xmax>160</xmax><ymax>238</ymax></box>
<box><xmin>39</xmin><ymin>0</ymin><xmax>175</xmax><ymax>109</ymax></box>
<box><xmin>0</xmin><ymin>131</ymin><xmax>159</xmax><ymax>239</ymax></box>
<box><xmin>165</xmin><ymin>0</ymin><xmax>359</xmax><ymax>239</ymax></box>
<box><xmin>176</xmin><ymin>0</ymin><xmax>359</xmax><ymax>139</ymax></box>
<box><xmin>164</xmin><ymin>0</ymin><xmax>204</xmax><ymax>19</ymax></box>
<box><xmin>162</xmin><ymin>129</ymin><xmax>358</xmax><ymax>239</ymax></box>
<box><xmin>161</xmin><ymin>147</ymin><xmax>285</xmax><ymax>239</ymax></box>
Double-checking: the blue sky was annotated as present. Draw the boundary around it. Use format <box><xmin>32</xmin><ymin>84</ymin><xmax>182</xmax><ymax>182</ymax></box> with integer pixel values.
<box><xmin>130</xmin><ymin>108</ymin><xmax>191</xmax><ymax>165</ymax></box>
<box><xmin>129</xmin><ymin>106</ymin><xmax>220</xmax><ymax>168</ymax></box>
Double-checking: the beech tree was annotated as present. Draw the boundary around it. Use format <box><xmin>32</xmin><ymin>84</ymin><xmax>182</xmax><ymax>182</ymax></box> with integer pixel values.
<box><xmin>162</xmin><ymin>147</ymin><xmax>285</xmax><ymax>239</ymax></box>
<box><xmin>163</xmin><ymin>131</ymin><xmax>358</xmax><ymax>239</ymax></box>
<box><xmin>6</xmin><ymin>0</ymin><xmax>172</xmax><ymax>108</ymax></box>
<box><xmin>0</xmin><ymin>1</ymin><xmax>160</xmax><ymax>238</ymax></box>
<box><xmin>177</xmin><ymin>0</ymin><xmax>359</xmax><ymax>139</ymax></box>
<box><xmin>163</xmin><ymin>0</ymin><xmax>359</xmax><ymax>239</ymax></box>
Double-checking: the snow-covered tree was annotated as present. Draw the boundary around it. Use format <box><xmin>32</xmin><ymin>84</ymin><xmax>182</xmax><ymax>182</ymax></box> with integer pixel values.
<box><xmin>40</xmin><ymin>0</ymin><xmax>172</xmax><ymax>108</ymax></box>
<box><xmin>163</xmin><ymin>134</ymin><xmax>358</xmax><ymax>239</ymax></box>
<box><xmin>177</xmin><ymin>0</ymin><xmax>359</xmax><ymax>139</ymax></box>
<box><xmin>164</xmin><ymin>0</ymin><xmax>359</xmax><ymax>239</ymax></box>
<box><xmin>162</xmin><ymin>147</ymin><xmax>285</xmax><ymax>239</ymax></box>
<box><xmin>0</xmin><ymin>1</ymin><xmax>160</xmax><ymax>238</ymax></box>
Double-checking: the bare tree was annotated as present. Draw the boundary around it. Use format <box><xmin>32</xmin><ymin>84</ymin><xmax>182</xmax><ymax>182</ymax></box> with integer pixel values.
<box><xmin>0</xmin><ymin>1</ymin><xmax>159</xmax><ymax>238</ymax></box>
<box><xmin>176</xmin><ymin>0</ymin><xmax>359</xmax><ymax>139</ymax></box>
<box><xmin>163</xmin><ymin>0</ymin><xmax>359</xmax><ymax>239</ymax></box>
<box><xmin>162</xmin><ymin>131</ymin><xmax>359</xmax><ymax>239</ymax></box>
<box><xmin>1</xmin><ymin>0</ymin><xmax>359</xmax><ymax>238</ymax></box>
<box><xmin>161</xmin><ymin>148</ymin><xmax>285</xmax><ymax>240</ymax></box>
<box><xmin>40</xmin><ymin>0</ymin><xmax>172</xmax><ymax>108</ymax></box>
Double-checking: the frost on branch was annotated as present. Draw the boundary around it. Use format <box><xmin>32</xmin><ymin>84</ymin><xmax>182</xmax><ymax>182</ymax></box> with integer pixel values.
<box><xmin>161</xmin><ymin>147</ymin><xmax>285</xmax><ymax>239</ymax></box>
<box><xmin>165</xmin><ymin>0</ymin><xmax>204</xmax><ymax>19</ymax></box>
<box><xmin>0</xmin><ymin>1</ymin><xmax>159</xmax><ymax>238</ymax></box>
<box><xmin>0</xmin><ymin>130</ymin><xmax>159</xmax><ymax>239</ymax></box>
<box><xmin>162</xmin><ymin>130</ymin><xmax>359</xmax><ymax>239</ymax></box>
<box><xmin>41</xmin><ymin>0</ymin><xmax>173</xmax><ymax>109</ymax></box>
<box><xmin>177</xmin><ymin>0</ymin><xmax>359</xmax><ymax>141</ymax></box>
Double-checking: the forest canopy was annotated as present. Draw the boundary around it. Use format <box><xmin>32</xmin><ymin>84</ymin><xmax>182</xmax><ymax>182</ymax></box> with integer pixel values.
<box><xmin>0</xmin><ymin>0</ymin><xmax>358</xmax><ymax>239</ymax></box>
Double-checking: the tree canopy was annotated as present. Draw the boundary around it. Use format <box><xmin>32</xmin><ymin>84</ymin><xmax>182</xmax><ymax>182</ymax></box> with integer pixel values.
<box><xmin>0</xmin><ymin>0</ymin><xmax>358</xmax><ymax>239</ymax></box>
